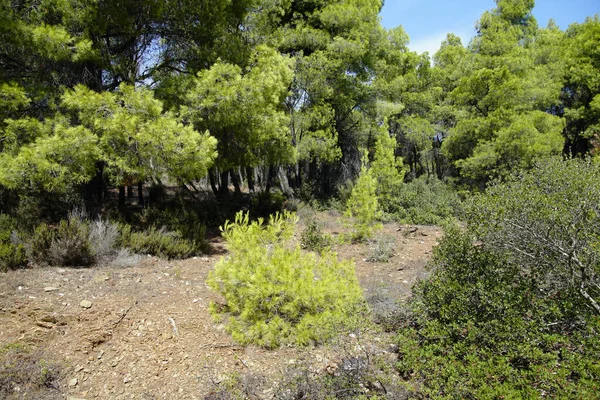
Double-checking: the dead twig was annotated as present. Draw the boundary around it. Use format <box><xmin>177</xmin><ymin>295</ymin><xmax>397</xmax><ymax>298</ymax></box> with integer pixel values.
<box><xmin>112</xmin><ymin>300</ymin><xmax>137</xmax><ymax>330</ymax></box>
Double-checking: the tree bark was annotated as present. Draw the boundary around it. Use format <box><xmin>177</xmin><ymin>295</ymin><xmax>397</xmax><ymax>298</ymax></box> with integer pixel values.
<box><xmin>208</xmin><ymin>168</ymin><xmax>219</xmax><ymax>197</ymax></box>
<box><xmin>246</xmin><ymin>166</ymin><xmax>255</xmax><ymax>193</ymax></box>
<box><xmin>219</xmin><ymin>170</ymin><xmax>230</xmax><ymax>197</ymax></box>
<box><xmin>278</xmin><ymin>166</ymin><xmax>293</xmax><ymax>197</ymax></box>
<box><xmin>265</xmin><ymin>165</ymin><xmax>276</xmax><ymax>194</ymax></box>
<box><xmin>138</xmin><ymin>181</ymin><xmax>144</xmax><ymax>207</ymax></box>
<box><xmin>230</xmin><ymin>169</ymin><xmax>242</xmax><ymax>195</ymax></box>
<box><xmin>118</xmin><ymin>186</ymin><xmax>126</xmax><ymax>214</ymax></box>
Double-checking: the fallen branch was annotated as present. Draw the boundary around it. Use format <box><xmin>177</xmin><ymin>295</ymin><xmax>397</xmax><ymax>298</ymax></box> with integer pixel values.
<box><xmin>112</xmin><ymin>300</ymin><xmax>137</xmax><ymax>330</ymax></box>
<box><xmin>199</xmin><ymin>343</ymin><xmax>242</xmax><ymax>349</ymax></box>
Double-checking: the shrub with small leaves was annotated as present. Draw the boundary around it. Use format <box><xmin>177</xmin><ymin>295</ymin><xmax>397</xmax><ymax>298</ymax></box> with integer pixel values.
<box><xmin>345</xmin><ymin>160</ymin><xmax>382</xmax><ymax>242</ymax></box>
<box><xmin>384</xmin><ymin>175</ymin><xmax>460</xmax><ymax>225</ymax></box>
<box><xmin>208</xmin><ymin>211</ymin><xmax>365</xmax><ymax>348</ymax></box>
<box><xmin>48</xmin><ymin>217</ymin><xmax>95</xmax><ymax>266</ymax></box>
<box><xmin>25</xmin><ymin>223</ymin><xmax>55</xmax><ymax>267</ymax></box>
<box><xmin>89</xmin><ymin>219</ymin><xmax>119</xmax><ymax>262</ymax></box>
<box><xmin>118</xmin><ymin>224</ymin><xmax>199</xmax><ymax>260</ymax></box>
<box><xmin>366</xmin><ymin>234</ymin><xmax>396</xmax><ymax>263</ymax></box>
<box><xmin>0</xmin><ymin>215</ymin><xmax>27</xmax><ymax>271</ymax></box>
<box><xmin>300</xmin><ymin>218</ymin><xmax>332</xmax><ymax>252</ymax></box>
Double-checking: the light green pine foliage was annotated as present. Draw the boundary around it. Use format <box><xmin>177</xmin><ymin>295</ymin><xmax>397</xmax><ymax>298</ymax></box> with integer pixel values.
<box><xmin>61</xmin><ymin>83</ymin><xmax>218</xmax><ymax>186</ymax></box>
<box><xmin>442</xmin><ymin>0</ymin><xmax>566</xmax><ymax>184</ymax></box>
<box><xmin>0</xmin><ymin>118</ymin><xmax>100</xmax><ymax>193</ymax></box>
<box><xmin>0</xmin><ymin>84</ymin><xmax>217</xmax><ymax>194</ymax></box>
<box><xmin>185</xmin><ymin>45</ymin><xmax>295</xmax><ymax>170</ymax></box>
<box><xmin>563</xmin><ymin>16</ymin><xmax>600</xmax><ymax>149</ymax></box>
<box><xmin>207</xmin><ymin>211</ymin><xmax>364</xmax><ymax>349</ymax></box>
<box><xmin>345</xmin><ymin>155</ymin><xmax>382</xmax><ymax>241</ymax></box>
<box><xmin>370</xmin><ymin>126</ymin><xmax>405</xmax><ymax>202</ymax></box>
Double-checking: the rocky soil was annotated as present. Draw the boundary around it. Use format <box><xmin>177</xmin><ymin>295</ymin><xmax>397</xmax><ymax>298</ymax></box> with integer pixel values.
<box><xmin>0</xmin><ymin>213</ymin><xmax>442</xmax><ymax>399</ymax></box>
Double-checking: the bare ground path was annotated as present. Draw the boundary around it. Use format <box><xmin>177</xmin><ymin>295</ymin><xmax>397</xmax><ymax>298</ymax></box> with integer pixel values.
<box><xmin>0</xmin><ymin>216</ymin><xmax>442</xmax><ymax>399</ymax></box>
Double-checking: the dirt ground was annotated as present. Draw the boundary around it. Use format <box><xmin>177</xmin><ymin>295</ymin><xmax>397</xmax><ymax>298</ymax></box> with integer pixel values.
<box><xmin>0</xmin><ymin>212</ymin><xmax>442</xmax><ymax>399</ymax></box>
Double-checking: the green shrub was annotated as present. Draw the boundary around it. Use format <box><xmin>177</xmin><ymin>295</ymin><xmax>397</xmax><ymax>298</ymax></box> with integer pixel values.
<box><xmin>207</xmin><ymin>211</ymin><xmax>365</xmax><ymax>348</ymax></box>
<box><xmin>345</xmin><ymin>161</ymin><xmax>382</xmax><ymax>242</ymax></box>
<box><xmin>366</xmin><ymin>234</ymin><xmax>396</xmax><ymax>263</ymax></box>
<box><xmin>25</xmin><ymin>223</ymin><xmax>54</xmax><ymax>266</ymax></box>
<box><xmin>384</xmin><ymin>175</ymin><xmax>459</xmax><ymax>225</ymax></box>
<box><xmin>397</xmin><ymin>227</ymin><xmax>600</xmax><ymax>398</ymax></box>
<box><xmin>118</xmin><ymin>224</ymin><xmax>199</xmax><ymax>260</ymax></box>
<box><xmin>48</xmin><ymin>217</ymin><xmax>95</xmax><ymax>266</ymax></box>
<box><xmin>0</xmin><ymin>214</ymin><xmax>27</xmax><ymax>271</ymax></box>
<box><xmin>394</xmin><ymin>159</ymin><xmax>600</xmax><ymax>398</ymax></box>
<box><xmin>0</xmin><ymin>343</ymin><xmax>60</xmax><ymax>397</ymax></box>
<box><xmin>467</xmin><ymin>157</ymin><xmax>600</xmax><ymax>318</ymax></box>
<box><xmin>137</xmin><ymin>207</ymin><xmax>210</xmax><ymax>253</ymax></box>
<box><xmin>300</xmin><ymin>218</ymin><xmax>332</xmax><ymax>252</ymax></box>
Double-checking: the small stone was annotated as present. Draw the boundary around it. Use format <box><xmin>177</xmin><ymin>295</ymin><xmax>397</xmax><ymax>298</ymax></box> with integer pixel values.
<box><xmin>97</xmin><ymin>350</ymin><xmax>104</xmax><ymax>359</ymax></box>
<box><xmin>36</xmin><ymin>321</ymin><xmax>54</xmax><ymax>329</ymax></box>
<box><xmin>69</xmin><ymin>377</ymin><xmax>79</xmax><ymax>387</ymax></box>
<box><xmin>44</xmin><ymin>287</ymin><xmax>59</xmax><ymax>292</ymax></box>
<box><xmin>41</xmin><ymin>315</ymin><xmax>57</xmax><ymax>323</ymax></box>
<box><xmin>123</xmin><ymin>375</ymin><xmax>132</xmax><ymax>383</ymax></box>
<box><xmin>80</xmin><ymin>300</ymin><xmax>92</xmax><ymax>309</ymax></box>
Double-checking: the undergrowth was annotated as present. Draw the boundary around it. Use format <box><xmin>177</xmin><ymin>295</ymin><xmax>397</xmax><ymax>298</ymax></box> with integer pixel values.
<box><xmin>208</xmin><ymin>211</ymin><xmax>366</xmax><ymax>348</ymax></box>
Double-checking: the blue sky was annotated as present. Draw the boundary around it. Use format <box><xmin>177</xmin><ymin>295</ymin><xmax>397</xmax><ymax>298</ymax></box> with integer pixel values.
<box><xmin>380</xmin><ymin>0</ymin><xmax>600</xmax><ymax>54</ymax></box>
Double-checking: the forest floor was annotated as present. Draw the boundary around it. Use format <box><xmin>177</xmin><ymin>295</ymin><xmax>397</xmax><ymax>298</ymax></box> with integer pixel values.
<box><xmin>0</xmin><ymin>210</ymin><xmax>442</xmax><ymax>399</ymax></box>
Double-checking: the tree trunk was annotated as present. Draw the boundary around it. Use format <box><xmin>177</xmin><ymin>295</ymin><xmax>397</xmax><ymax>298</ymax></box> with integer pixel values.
<box><xmin>208</xmin><ymin>168</ymin><xmax>219</xmax><ymax>197</ymax></box>
<box><xmin>278</xmin><ymin>166</ymin><xmax>293</xmax><ymax>197</ymax></box>
<box><xmin>219</xmin><ymin>170</ymin><xmax>230</xmax><ymax>197</ymax></box>
<box><xmin>246</xmin><ymin>166</ymin><xmax>255</xmax><ymax>193</ymax></box>
<box><xmin>230</xmin><ymin>169</ymin><xmax>242</xmax><ymax>195</ymax></box>
<box><xmin>265</xmin><ymin>165</ymin><xmax>276</xmax><ymax>194</ymax></box>
<box><xmin>118</xmin><ymin>186</ymin><xmax>126</xmax><ymax>214</ymax></box>
<box><xmin>138</xmin><ymin>181</ymin><xmax>144</xmax><ymax>207</ymax></box>
<box><xmin>127</xmin><ymin>185</ymin><xmax>133</xmax><ymax>198</ymax></box>
<box><xmin>321</xmin><ymin>163</ymin><xmax>331</xmax><ymax>195</ymax></box>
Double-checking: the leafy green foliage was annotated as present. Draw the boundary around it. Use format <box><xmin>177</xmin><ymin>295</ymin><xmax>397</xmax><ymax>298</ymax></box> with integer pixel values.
<box><xmin>384</xmin><ymin>176</ymin><xmax>460</xmax><ymax>225</ymax></box>
<box><xmin>439</xmin><ymin>0</ymin><xmax>566</xmax><ymax>185</ymax></box>
<box><xmin>397</xmin><ymin>226</ymin><xmax>600</xmax><ymax>398</ymax></box>
<box><xmin>47</xmin><ymin>216</ymin><xmax>95</xmax><ymax>267</ymax></box>
<box><xmin>0</xmin><ymin>120</ymin><xmax>100</xmax><ymax>193</ymax></box>
<box><xmin>467</xmin><ymin>157</ymin><xmax>600</xmax><ymax>316</ymax></box>
<box><xmin>62</xmin><ymin>83</ymin><xmax>217</xmax><ymax>187</ymax></box>
<box><xmin>345</xmin><ymin>159</ymin><xmax>382</xmax><ymax>242</ymax></box>
<box><xmin>370</xmin><ymin>128</ymin><xmax>405</xmax><ymax>203</ymax></box>
<box><xmin>562</xmin><ymin>16</ymin><xmax>600</xmax><ymax>153</ymax></box>
<box><xmin>118</xmin><ymin>224</ymin><xmax>202</xmax><ymax>260</ymax></box>
<box><xmin>185</xmin><ymin>46</ymin><xmax>294</xmax><ymax>173</ymax></box>
<box><xmin>24</xmin><ymin>223</ymin><xmax>55</xmax><ymax>267</ymax></box>
<box><xmin>395</xmin><ymin>159</ymin><xmax>600</xmax><ymax>397</ymax></box>
<box><xmin>300</xmin><ymin>218</ymin><xmax>332</xmax><ymax>252</ymax></box>
<box><xmin>0</xmin><ymin>214</ymin><xmax>27</xmax><ymax>271</ymax></box>
<box><xmin>207</xmin><ymin>211</ymin><xmax>365</xmax><ymax>348</ymax></box>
